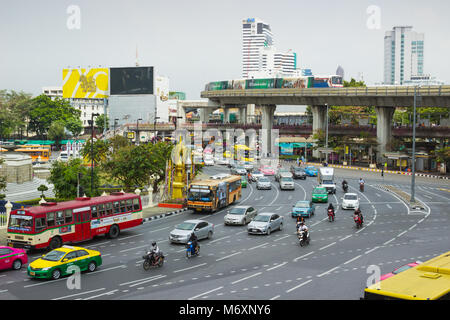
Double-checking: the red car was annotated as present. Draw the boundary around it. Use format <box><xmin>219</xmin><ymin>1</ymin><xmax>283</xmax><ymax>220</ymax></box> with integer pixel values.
<box><xmin>0</xmin><ymin>246</ymin><xmax>28</xmax><ymax>271</ymax></box>
<box><xmin>379</xmin><ymin>262</ymin><xmax>420</xmax><ymax>281</ymax></box>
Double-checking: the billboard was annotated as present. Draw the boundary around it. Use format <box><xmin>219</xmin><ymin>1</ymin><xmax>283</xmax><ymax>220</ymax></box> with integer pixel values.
<box><xmin>63</xmin><ymin>68</ymin><xmax>109</xmax><ymax>99</ymax></box>
<box><xmin>110</xmin><ymin>67</ymin><xmax>154</xmax><ymax>95</ymax></box>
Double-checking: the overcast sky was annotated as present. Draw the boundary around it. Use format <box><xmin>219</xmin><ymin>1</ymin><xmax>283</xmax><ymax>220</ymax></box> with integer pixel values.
<box><xmin>1</xmin><ymin>0</ymin><xmax>449</xmax><ymax>100</ymax></box>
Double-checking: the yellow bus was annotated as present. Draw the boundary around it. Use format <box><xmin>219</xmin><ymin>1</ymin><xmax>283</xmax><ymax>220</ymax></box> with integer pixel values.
<box><xmin>364</xmin><ymin>251</ymin><xmax>450</xmax><ymax>300</ymax></box>
<box><xmin>14</xmin><ymin>148</ymin><xmax>50</xmax><ymax>163</ymax></box>
<box><xmin>187</xmin><ymin>174</ymin><xmax>242</xmax><ymax>212</ymax></box>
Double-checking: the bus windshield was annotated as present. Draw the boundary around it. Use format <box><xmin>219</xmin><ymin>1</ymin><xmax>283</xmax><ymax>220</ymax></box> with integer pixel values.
<box><xmin>8</xmin><ymin>214</ymin><xmax>33</xmax><ymax>232</ymax></box>
<box><xmin>188</xmin><ymin>188</ymin><xmax>212</xmax><ymax>201</ymax></box>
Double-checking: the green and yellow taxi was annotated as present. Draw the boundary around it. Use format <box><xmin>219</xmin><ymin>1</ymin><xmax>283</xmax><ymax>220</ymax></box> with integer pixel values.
<box><xmin>27</xmin><ymin>245</ymin><xmax>102</xmax><ymax>280</ymax></box>
<box><xmin>241</xmin><ymin>176</ymin><xmax>248</xmax><ymax>188</ymax></box>
<box><xmin>312</xmin><ymin>186</ymin><xmax>328</xmax><ymax>203</ymax></box>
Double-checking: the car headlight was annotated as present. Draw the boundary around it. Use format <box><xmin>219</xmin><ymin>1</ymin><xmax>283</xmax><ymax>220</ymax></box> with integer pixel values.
<box><xmin>41</xmin><ymin>267</ymin><xmax>51</xmax><ymax>271</ymax></box>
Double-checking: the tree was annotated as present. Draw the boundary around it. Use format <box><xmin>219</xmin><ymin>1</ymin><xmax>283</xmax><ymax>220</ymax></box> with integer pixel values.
<box><xmin>37</xmin><ymin>184</ymin><xmax>48</xmax><ymax>198</ymax></box>
<box><xmin>47</xmin><ymin>120</ymin><xmax>66</xmax><ymax>148</ymax></box>
<box><xmin>48</xmin><ymin>158</ymin><xmax>99</xmax><ymax>199</ymax></box>
<box><xmin>434</xmin><ymin>146</ymin><xmax>450</xmax><ymax>173</ymax></box>
<box><xmin>80</xmin><ymin>139</ymin><xmax>110</xmax><ymax>166</ymax></box>
<box><xmin>65</xmin><ymin>117</ymin><xmax>83</xmax><ymax>137</ymax></box>
<box><xmin>95</xmin><ymin>114</ymin><xmax>109</xmax><ymax>134</ymax></box>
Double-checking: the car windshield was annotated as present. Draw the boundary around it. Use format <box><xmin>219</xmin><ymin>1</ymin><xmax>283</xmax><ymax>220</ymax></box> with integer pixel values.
<box><xmin>258</xmin><ymin>177</ymin><xmax>270</xmax><ymax>183</ymax></box>
<box><xmin>344</xmin><ymin>195</ymin><xmax>358</xmax><ymax>200</ymax></box>
<box><xmin>176</xmin><ymin>222</ymin><xmax>196</xmax><ymax>230</ymax></box>
<box><xmin>253</xmin><ymin>215</ymin><xmax>271</xmax><ymax>222</ymax></box>
<box><xmin>323</xmin><ymin>180</ymin><xmax>333</xmax><ymax>184</ymax></box>
<box><xmin>314</xmin><ymin>188</ymin><xmax>326</xmax><ymax>194</ymax></box>
<box><xmin>230</xmin><ymin>208</ymin><xmax>246</xmax><ymax>215</ymax></box>
<box><xmin>253</xmin><ymin>170</ymin><xmax>262</xmax><ymax>175</ymax></box>
<box><xmin>42</xmin><ymin>250</ymin><xmax>66</xmax><ymax>261</ymax></box>
<box><xmin>295</xmin><ymin>202</ymin><xmax>310</xmax><ymax>208</ymax></box>
<box><xmin>235</xmin><ymin>166</ymin><xmax>245</xmax><ymax>170</ymax></box>
<box><xmin>281</xmin><ymin>177</ymin><xmax>293</xmax><ymax>182</ymax></box>
<box><xmin>294</xmin><ymin>167</ymin><xmax>303</xmax><ymax>172</ymax></box>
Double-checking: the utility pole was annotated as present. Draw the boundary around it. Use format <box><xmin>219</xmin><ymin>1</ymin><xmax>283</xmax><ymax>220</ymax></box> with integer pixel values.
<box><xmin>410</xmin><ymin>86</ymin><xmax>420</xmax><ymax>204</ymax></box>
<box><xmin>89</xmin><ymin>113</ymin><xmax>100</xmax><ymax>196</ymax></box>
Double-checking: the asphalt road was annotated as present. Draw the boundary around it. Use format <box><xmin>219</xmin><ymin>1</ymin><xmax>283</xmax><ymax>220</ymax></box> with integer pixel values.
<box><xmin>0</xmin><ymin>164</ymin><xmax>449</xmax><ymax>300</ymax></box>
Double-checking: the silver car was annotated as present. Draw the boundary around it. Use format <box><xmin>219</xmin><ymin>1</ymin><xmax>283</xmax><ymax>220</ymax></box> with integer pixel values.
<box><xmin>256</xmin><ymin>177</ymin><xmax>272</xmax><ymax>190</ymax></box>
<box><xmin>224</xmin><ymin>206</ymin><xmax>258</xmax><ymax>226</ymax></box>
<box><xmin>231</xmin><ymin>165</ymin><xmax>247</xmax><ymax>175</ymax></box>
<box><xmin>169</xmin><ymin>219</ymin><xmax>214</xmax><ymax>244</ymax></box>
<box><xmin>250</xmin><ymin>169</ymin><xmax>264</xmax><ymax>182</ymax></box>
<box><xmin>247</xmin><ymin>213</ymin><xmax>284</xmax><ymax>235</ymax></box>
<box><xmin>279</xmin><ymin>177</ymin><xmax>295</xmax><ymax>190</ymax></box>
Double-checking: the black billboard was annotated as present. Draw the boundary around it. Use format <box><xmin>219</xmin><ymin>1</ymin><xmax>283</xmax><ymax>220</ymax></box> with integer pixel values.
<box><xmin>110</xmin><ymin>67</ymin><xmax>154</xmax><ymax>95</ymax></box>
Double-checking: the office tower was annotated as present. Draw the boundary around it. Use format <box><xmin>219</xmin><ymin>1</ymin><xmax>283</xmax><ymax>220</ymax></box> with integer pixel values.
<box><xmin>384</xmin><ymin>26</ymin><xmax>424</xmax><ymax>85</ymax></box>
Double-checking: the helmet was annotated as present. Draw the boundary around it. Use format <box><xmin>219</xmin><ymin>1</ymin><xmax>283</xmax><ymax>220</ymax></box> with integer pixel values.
<box><xmin>152</xmin><ymin>241</ymin><xmax>156</xmax><ymax>246</ymax></box>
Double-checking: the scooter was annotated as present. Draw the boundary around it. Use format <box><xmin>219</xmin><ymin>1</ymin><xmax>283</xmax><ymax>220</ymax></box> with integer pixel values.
<box><xmin>186</xmin><ymin>241</ymin><xmax>200</xmax><ymax>258</ymax></box>
<box><xmin>343</xmin><ymin>183</ymin><xmax>348</xmax><ymax>193</ymax></box>
<box><xmin>297</xmin><ymin>230</ymin><xmax>310</xmax><ymax>247</ymax></box>
<box><xmin>359</xmin><ymin>182</ymin><xmax>364</xmax><ymax>192</ymax></box>
<box><xmin>143</xmin><ymin>250</ymin><xmax>165</xmax><ymax>270</ymax></box>
<box><xmin>327</xmin><ymin>209</ymin><xmax>335</xmax><ymax>222</ymax></box>
<box><xmin>354</xmin><ymin>215</ymin><xmax>363</xmax><ymax>229</ymax></box>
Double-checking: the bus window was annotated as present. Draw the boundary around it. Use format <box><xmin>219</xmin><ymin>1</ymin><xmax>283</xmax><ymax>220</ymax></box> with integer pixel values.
<box><xmin>114</xmin><ymin>201</ymin><xmax>120</xmax><ymax>214</ymax></box>
<box><xmin>98</xmin><ymin>204</ymin><xmax>105</xmax><ymax>216</ymax></box>
<box><xmin>55</xmin><ymin>211</ymin><xmax>64</xmax><ymax>225</ymax></box>
<box><xmin>65</xmin><ymin>210</ymin><xmax>73</xmax><ymax>223</ymax></box>
<box><xmin>47</xmin><ymin>212</ymin><xmax>55</xmax><ymax>227</ymax></box>
<box><xmin>126</xmin><ymin>199</ymin><xmax>133</xmax><ymax>212</ymax></box>
<box><xmin>35</xmin><ymin>217</ymin><xmax>46</xmax><ymax>232</ymax></box>
<box><xmin>133</xmin><ymin>198</ymin><xmax>140</xmax><ymax>211</ymax></box>
<box><xmin>105</xmin><ymin>202</ymin><xmax>113</xmax><ymax>215</ymax></box>
<box><xmin>91</xmin><ymin>206</ymin><xmax>98</xmax><ymax>218</ymax></box>
<box><xmin>120</xmin><ymin>200</ymin><xmax>126</xmax><ymax>213</ymax></box>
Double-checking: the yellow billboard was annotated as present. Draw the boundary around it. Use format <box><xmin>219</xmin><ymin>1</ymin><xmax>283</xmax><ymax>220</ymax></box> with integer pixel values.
<box><xmin>63</xmin><ymin>68</ymin><xmax>109</xmax><ymax>99</ymax></box>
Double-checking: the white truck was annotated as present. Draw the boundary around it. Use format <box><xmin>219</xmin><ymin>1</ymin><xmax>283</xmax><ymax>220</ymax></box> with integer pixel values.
<box><xmin>318</xmin><ymin>167</ymin><xmax>336</xmax><ymax>194</ymax></box>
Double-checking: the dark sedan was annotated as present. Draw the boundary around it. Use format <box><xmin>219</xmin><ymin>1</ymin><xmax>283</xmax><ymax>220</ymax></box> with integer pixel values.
<box><xmin>290</xmin><ymin>166</ymin><xmax>306</xmax><ymax>179</ymax></box>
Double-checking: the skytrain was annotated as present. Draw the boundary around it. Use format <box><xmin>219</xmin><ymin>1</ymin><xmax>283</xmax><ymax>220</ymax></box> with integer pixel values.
<box><xmin>204</xmin><ymin>75</ymin><xmax>343</xmax><ymax>91</ymax></box>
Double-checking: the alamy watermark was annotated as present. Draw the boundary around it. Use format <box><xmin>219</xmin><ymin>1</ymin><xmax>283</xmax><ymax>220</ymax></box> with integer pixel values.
<box><xmin>66</xmin><ymin>5</ymin><xmax>81</xmax><ymax>30</ymax></box>
<box><xmin>366</xmin><ymin>5</ymin><xmax>381</xmax><ymax>30</ymax></box>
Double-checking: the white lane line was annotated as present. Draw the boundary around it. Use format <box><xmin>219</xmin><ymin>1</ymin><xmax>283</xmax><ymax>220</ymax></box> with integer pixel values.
<box><xmin>266</xmin><ymin>262</ymin><xmax>288</xmax><ymax>271</ymax></box>
<box><xmin>120</xmin><ymin>274</ymin><xmax>165</xmax><ymax>286</ymax></box>
<box><xmin>274</xmin><ymin>235</ymin><xmax>290</xmax><ymax>242</ymax></box>
<box><xmin>231</xmin><ymin>272</ymin><xmax>262</xmax><ymax>285</ymax></box>
<box><xmin>129</xmin><ymin>275</ymin><xmax>167</xmax><ymax>288</ymax></box>
<box><xmin>286</xmin><ymin>279</ymin><xmax>312</xmax><ymax>293</ymax></box>
<box><xmin>52</xmin><ymin>288</ymin><xmax>106</xmax><ymax>300</ymax></box>
<box><xmin>397</xmin><ymin>231</ymin><xmax>407</xmax><ymax>238</ymax></box>
<box><xmin>173</xmin><ymin>263</ymin><xmax>207</xmax><ymax>273</ymax></box>
<box><xmin>247</xmin><ymin>242</ymin><xmax>269</xmax><ymax>251</ymax></box>
<box><xmin>339</xmin><ymin>235</ymin><xmax>352</xmax><ymax>242</ymax></box>
<box><xmin>293</xmin><ymin>251</ymin><xmax>315</xmax><ymax>262</ymax></box>
<box><xmin>118</xmin><ymin>233</ymin><xmax>143</xmax><ymax>241</ymax></box>
<box><xmin>365</xmin><ymin>246</ymin><xmax>379</xmax><ymax>255</ymax></box>
<box><xmin>319</xmin><ymin>242</ymin><xmax>336</xmax><ymax>251</ymax></box>
<box><xmin>216</xmin><ymin>252</ymin><xmax>242</xmax><ymax>262</ymax></box>
<box><xmin>148</xmin><ymin>227</ymin><xmax>170</xmax><ymax>233</ymax></box>
<box><xmin>343</xmin><ymin>255</ymin><xmax>362</xmax><ymax>265</ymax></box>
<box><xmin>188</xmin><ymin>286</ymin><xmax>224</xmax><ymax>300</ymax></box>
<box><xmin>0</xmin><ymin>289</ymin><xmax>8</xmax><ymax>294</ymax></box>
<box><xmin>208</xmin><ymin>235</ymin><xmax>231</xmax><ymax>244</ymax></box>
<box><xmin>317</xmin><ymin>266</ymin><xmax>340</xmax><ymax>278</ymax></box>
<box><xmin>83</xmin><ymin>289</ymin><xmax>118</xmax><ymax>300</ymax></box>
<box><xmin>386</xmin><ymin>204</ymin><xmax>392</xmax><ymax>209</ymax></box>
<box><xmin>270</xmin><ymin>295</ymin><xmax>280</xmax><ymax>300</ymax></box>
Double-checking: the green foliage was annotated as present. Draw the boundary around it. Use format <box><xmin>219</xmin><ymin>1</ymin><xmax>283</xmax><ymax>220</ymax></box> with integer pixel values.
<box><xmin>0</xmin><ymin>90</ymin><xmax>33</xmax><ymax>139</ymax></box>
<box><xmin>65</xmin><ymin>117</ymin><xmax>83</xmax><ymax>137</ymax></box>
<box><xmin>81</xmin><ymin>139</ymin><xmax>110</xmax><ymax>166</ymax></box>
<box><xmin>37</xmin><ymin>184</ymin><xmax>48</xmax><ymax>198</ymax></box>
<box><xmin>95</xmin><ymin>114</ymin><xmax>109</xmax><ymax>133</ymax></box>
<box><xmin>47</xmin><ymin>120</ymin><xmax>66</xmax><ymax>147</ymax></box>
<box><xmin>48</xmin><ymin>158</ymin><xmax>99</xmax><ymax>199</ymax></box>
<box><xmin>434</xmin><ymin>147</ymin><xmax>450</xmax><ymax>164</ymax></box>
<box><xmin>343</xmin><ymin>78</ymin><xmax>366</xmax><ymax>87</ymax></box>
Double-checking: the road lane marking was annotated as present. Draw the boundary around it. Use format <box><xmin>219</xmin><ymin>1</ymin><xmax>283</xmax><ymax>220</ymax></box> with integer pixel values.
<box><xmin>266</xmin><ymin>262</ymin><xmax>288</xmax><ymax>271</ymax></box>
<box><xmin>286</xmin><ymin>279</ymin><xmax>312</xmax><ymax>293</ymax></box>
<box><xmin>274</xmin><ymin>235</ymin><xmax>290</xmax><ymax>242</ymax></box>
<box><xmin>120</xmin><ymin>275</ymin><xmax>165</xmax><ymax>286</ymax></box>
<box><xmin>231</xmin><ymin>272</ymin><xmax>262</xmax><ymax>285</ymax></box>
<box><xmin>83</xmin><ymin>289</ymin><xmax>118</xmax><ymax>300</ymax></box>
<box><xmin>365</xmin><ymin>247</ymin><xmax>379</xmax><ymax>255</ymax></box>
<box><xmin>293</xmin><ymin>251</ymin><xmax>315</xmax><ymax>262</ymax></box>
<box><xmin>343</xmin><ymin>255</ymin><xmax>362</xmax><ymax>265</ymax></box>
<box><xmin>319</xmin><ymin>242</ymin><xmax>336</xmax><ymax>251</ymax></box>
<box><xmin>128</xmin><ymin>275</ymin><xmax>167</xmax><ymax>288</ymax></box>
<box><xmin>173</xmin><ymin>263</ymin><xmax>207</xmax><ymax>273</ymax></box>
<box><xmin>188</xmin><ymin>286</ymin><xmax>224</xmax><ymax>300</ymax></box>
<box><xmin>216</xmin><ymin>252</ymin><xmax>242</xmax><ymax>262</ymax></box>
<box><xmin>339</xmin><ymin>235</ymin><xmax>352</xmax><ymax>241</ymax></box>
<box><xmin>317</xmin><ymin>266</ymin><xmax>340</xmax><ymax>278</ymax></box>
<box><xmin>52</xmin><ymin>288</ymin><xmax>106</xmax><ymax>300</ymax></box>
<box><xmin>208</xmin><ymin>235</ymin><xmax>231</xmax><ymax>244</ymax></box>
<box><xmin>247</xmin><ymin>242</ymin><xmax>269</xmax><ymax>251</ymax></box>
<box><xmin>148</xmin><ymin>227</ymin><xmax>170</xmax><ymax>233</ymax></box>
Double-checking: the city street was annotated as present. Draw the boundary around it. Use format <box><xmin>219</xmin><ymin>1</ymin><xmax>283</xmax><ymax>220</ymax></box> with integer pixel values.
<box><xmin>0</xmin><ymin>164</ymin><xmax>448</xmax><ymax>300</ymax></box>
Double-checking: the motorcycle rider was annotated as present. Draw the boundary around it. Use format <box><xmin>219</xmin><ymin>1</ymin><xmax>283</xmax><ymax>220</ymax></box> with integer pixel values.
<box><xmin>297</xmin><ymin>220</ymin><xmax>309</xmax><ymax>242</ymax></box>
<box><xmin>149</xmin><ymin>241</ymin><xmax>160</xmax><ymax>263</ymax></box>
<box><xmin>359</xmin><ymin>178</ymin><xmax>365</xmax><ymax>191</ymax></box>
<box><xmin>342</xmin><ymin>179</ymin><xmax>348</xmax><ymax>191</ymax></box>
<box><xmin>354</xmin><ymin>208</ymin><xmax>364</xmax><ymax>225</ymax></box>
<box><xmin>327</xmin><ymin>203</ymin><xmax>335</xmax><ymax>218</ymax></box>
<box><xmin>188</xmin><ymin>232</ymin><xmax>199</xmax><ymax>254</ymax></box>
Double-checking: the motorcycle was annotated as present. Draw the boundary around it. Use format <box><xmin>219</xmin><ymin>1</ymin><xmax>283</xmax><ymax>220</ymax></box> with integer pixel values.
<box><xmin>327</xmin><ymin>208</ymin><xmax>335</xmax><ymax>222</ymax></box>
<box><xmin>297</xmin><ymin>230</ymin><xmax>310</xmax><ymax>247</ymax></box>
<box><xmin>142</xmin><ymin>250</ymin><xmax>165</xmax><ymax>270</ymax></box>
<box><xmin>186</xmin><ymin>241</ymin><xmax>200</xmax><ymax>258</ymax></box>
<box><xmin>359</xmin><ymin>182</ymin><xmax>364</xmax><ymax>192</ymax></box>
<box><xmin>342</xmin><ymin>183</ymin><xmax>348</xmax><ymax>193</ymax></box>
<box><xmin>354</xmin><ymin>215</ymin><xmax>363</xmax><ymax>229</ymax></box>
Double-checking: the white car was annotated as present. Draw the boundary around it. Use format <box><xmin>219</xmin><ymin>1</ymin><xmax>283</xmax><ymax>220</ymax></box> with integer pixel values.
<box><xmin>204</xmin><ymin>157</ymin><xmax>214</xmax><ymax>166</ymax></box>
<box><xmin>57</xmin><ymin>151</ymin><xmax>69</xmax><ymax>162</ymax></box>
<box><xmin>341</xmin><ymin>193</ymin><xmax>360</xmax><ymax>210</ymax></box>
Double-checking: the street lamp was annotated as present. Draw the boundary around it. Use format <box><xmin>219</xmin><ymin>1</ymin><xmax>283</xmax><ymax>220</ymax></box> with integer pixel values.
<box><xmin>410</xmin><ymin>85</ymin><xmax>421</xmax><ymax>204</ymax></box>
<box><xmin>136</xmin><ymin>118</ymin><xmax>142</xmax><ymax>145</ymax></box>
<box><xmin>88</xmin><ymin>113</ymin><xmax>100</xmax><ymax>196</ymax></box>
<box><xmin>153</xmin><ymin>116</ymin><xmax>160</xmax><ymax>143</ymax></box>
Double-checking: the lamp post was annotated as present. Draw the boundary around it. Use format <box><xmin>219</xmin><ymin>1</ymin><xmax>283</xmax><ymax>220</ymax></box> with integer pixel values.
<box><xmin>136</xmin><ymin>118</ymin><xmax>142</xmax><ymax>145</ymax></box>
<box><xmin>153</xmin><ymin>116</ymin><xmax>160</xmax><ymax>143</ymax></box>
<box><xmin>410</xmin><ymin>86</ymin><xmax>421</xmax><ymax>204</ymax></box>
<box><xmin>89</xmin><ymin>113</ymin><xmax>100</xmax><ymax>197</ymax></box>
<box><xmin>113</xmin><ymin>118</ymin><xmax>119</xmax><ymax>136</ymax></box>
<box><xmin>325</xmin><ymin>103</ymin><xmax>329</xmax><ymax>164</ymax></box>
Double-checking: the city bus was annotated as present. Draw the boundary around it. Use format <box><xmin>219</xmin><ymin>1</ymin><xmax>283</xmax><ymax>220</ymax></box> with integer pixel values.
<box><xmin>187</xmin><ymin>174</ymin><xmax>242</xmax><ymax>212</ymax></box>
<box><xmin>6</xmin><ymin>192</ymin><xmax>143</xmax><ymax>250</ymax></box>
<box><xmin>14</xmin><ymin>147</ymin><xmax>50</xmax><ymax>163</ymax></box>
<box><xmin>363</xmin><ymin>251</ymin><xmax>450</xmax><ymax>300</ymax></box>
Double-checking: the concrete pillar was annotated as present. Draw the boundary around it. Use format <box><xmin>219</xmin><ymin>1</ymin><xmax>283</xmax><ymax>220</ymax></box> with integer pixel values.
<box><xmin>239</xmin><ymin>107</ymin><xmax>247</xmax><ymax>124</ymax></box>
<box><xmin>260</xmin><ymin>105</ymin><xmax>276</xmax><ymax>157</ymax></box>
<box><xmin>223</xmin><ymin>107</ymin><xmax>230</xmax><ymax>123</ymax></box>
<box><xmin>310</xmin><ymin>105</ymin><xmax>327</xmax><ymax>158</ymax></box>
<box><xmin>200</xmin><ymin>107</ymin><xmax>213</xmax><ymax>123</ymax></box>
<box><xmin>375</xmin><ymin>106</ymin><xmax>395</xmax><ymax>163</ymax></box>
<box><xmin>247</xmin><ymin>104</ymin><xmax>255</xmax><ymax>123</ymax></box>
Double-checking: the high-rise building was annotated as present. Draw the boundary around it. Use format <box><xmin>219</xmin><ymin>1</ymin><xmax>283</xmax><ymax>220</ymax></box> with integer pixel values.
<box><xmin>384</xmin><ymin>26</ymin><xmax>424</xmax><ymax>85</ymax></box>
<box><xmin>242</xmin><ymin>18</ymin><xmax>274</xmax><ymax>78</ymax></box>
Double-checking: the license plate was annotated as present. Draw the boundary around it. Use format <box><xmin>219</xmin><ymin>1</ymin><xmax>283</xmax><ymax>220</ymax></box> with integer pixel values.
<box><xmin>30</xmin><ymin>271</ymin><xmax>35</xmax><ymax>276</ymax></box>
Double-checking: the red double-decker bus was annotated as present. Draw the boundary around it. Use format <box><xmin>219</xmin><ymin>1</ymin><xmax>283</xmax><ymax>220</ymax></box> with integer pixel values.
<box><xmin>6</xmin><ymin>192</ymin><xmax>143</xmax><ymax>250</ymax></box>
